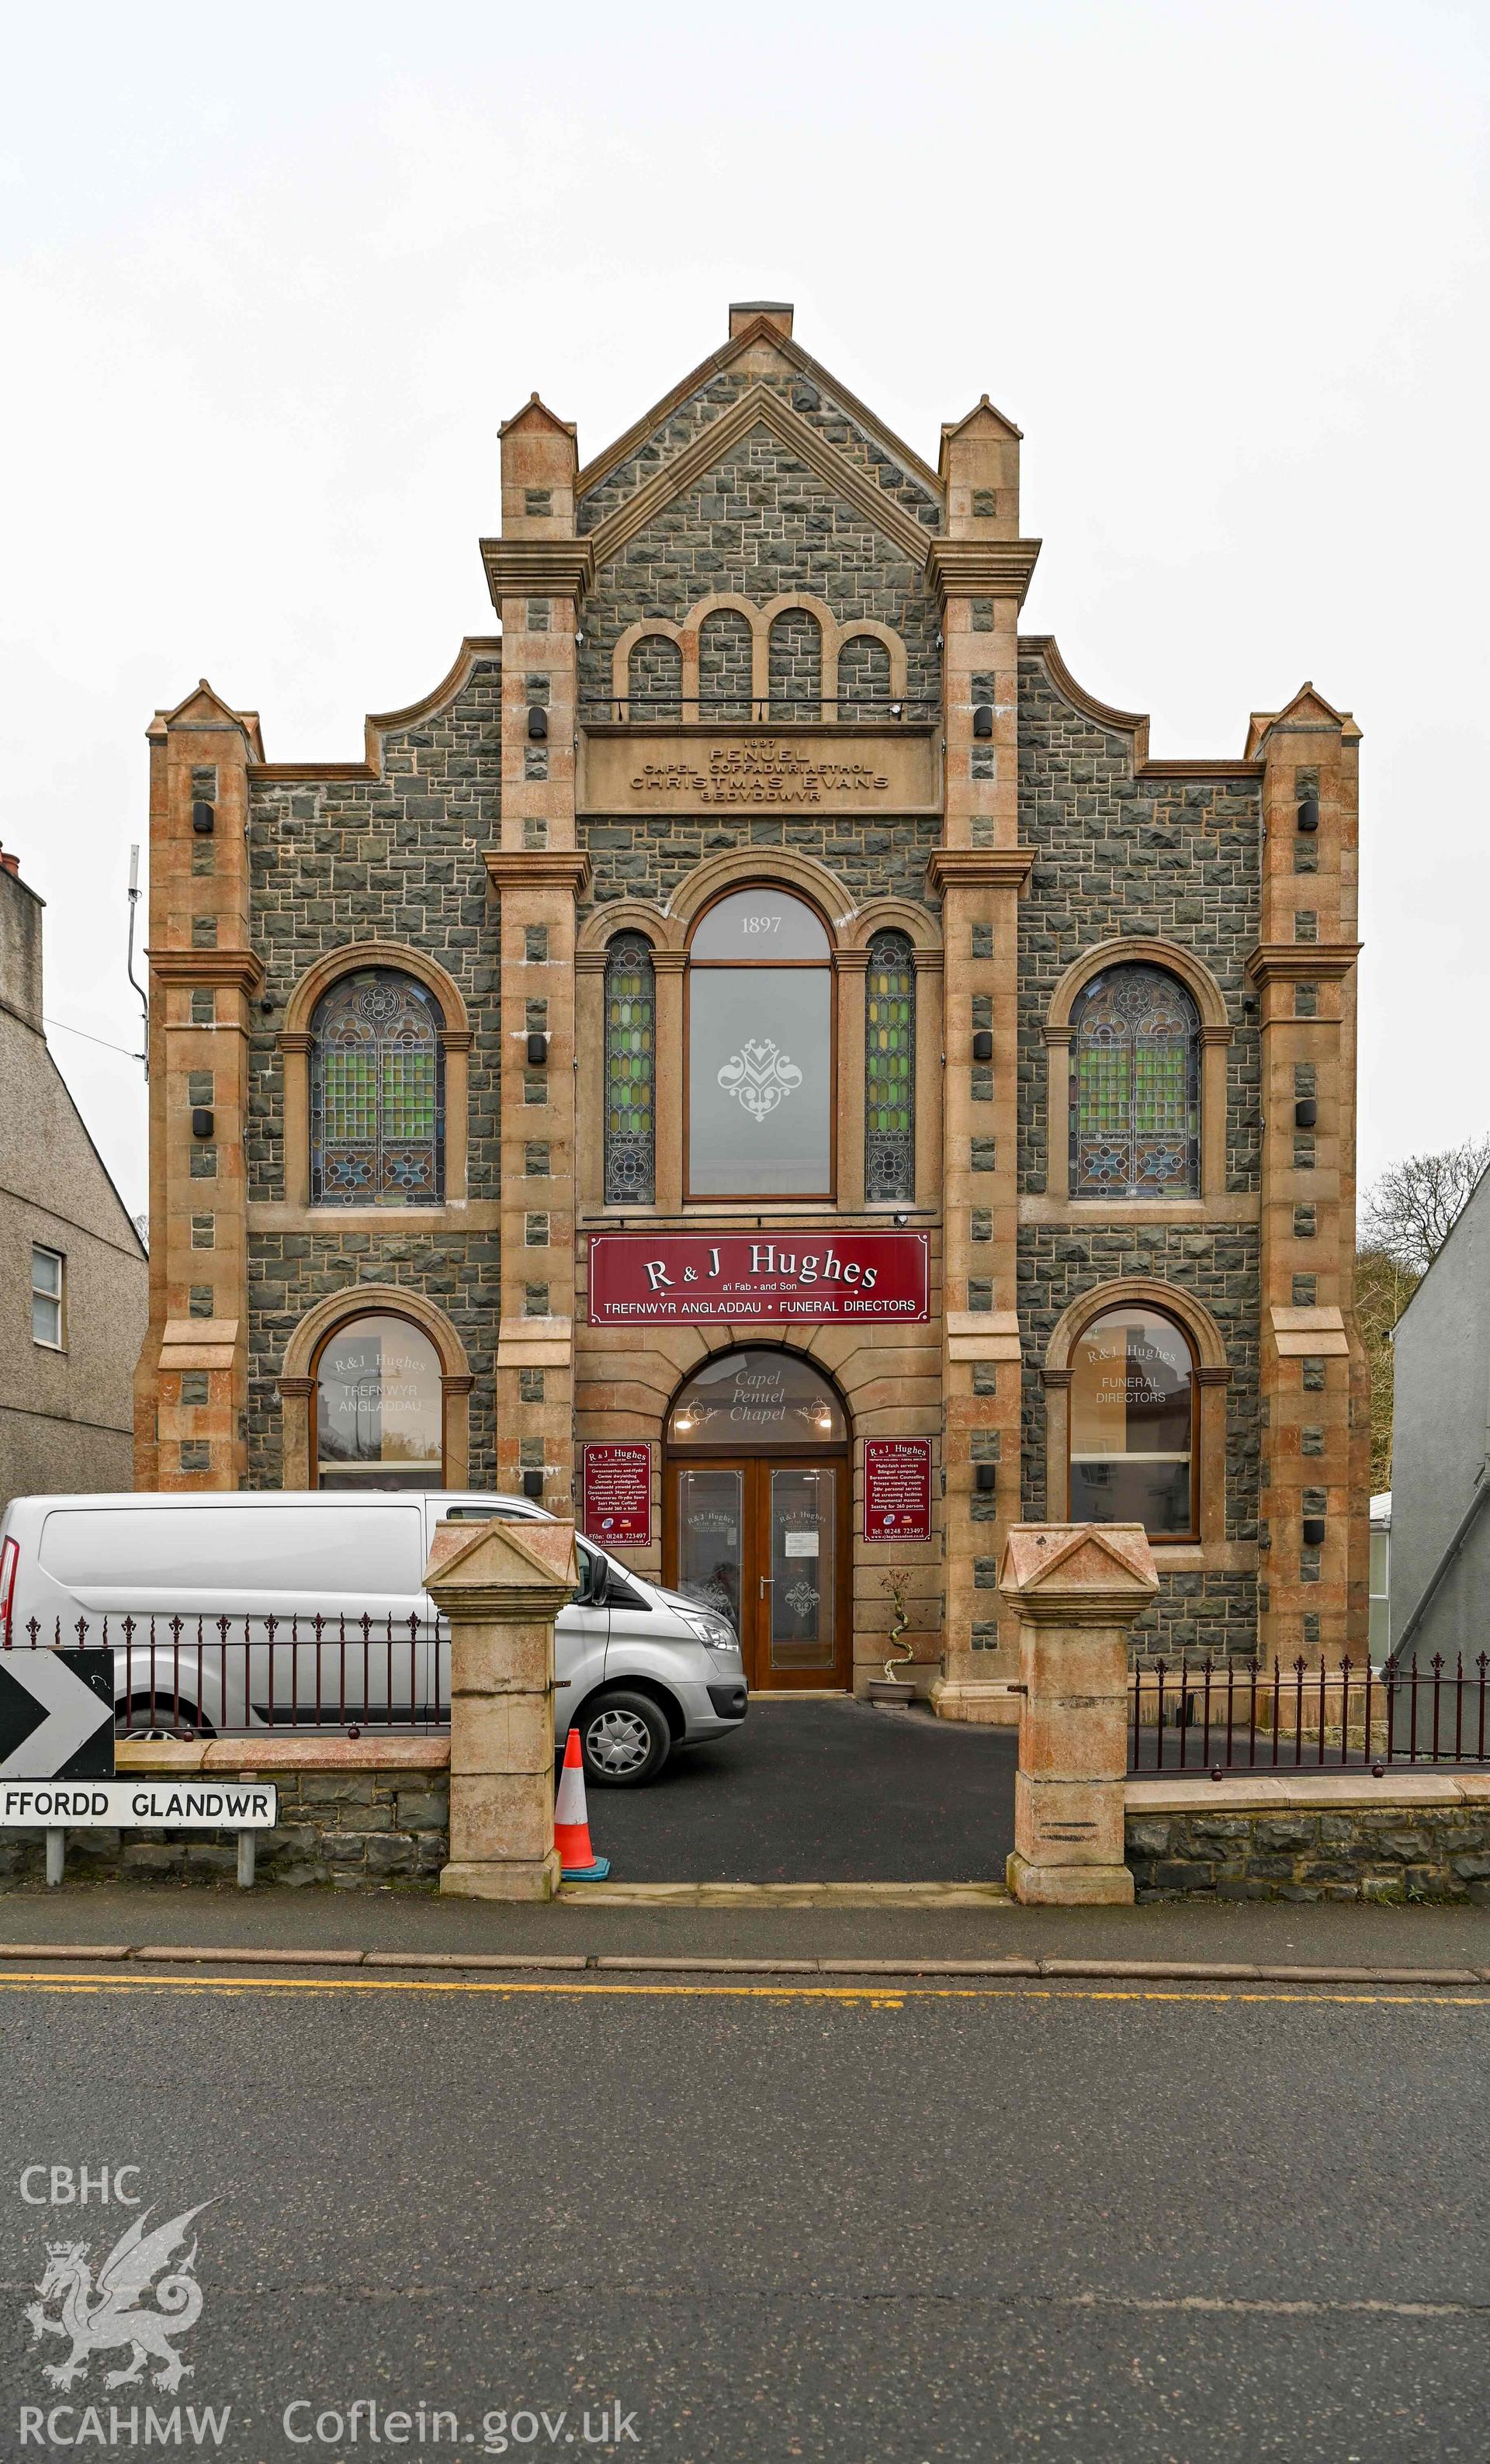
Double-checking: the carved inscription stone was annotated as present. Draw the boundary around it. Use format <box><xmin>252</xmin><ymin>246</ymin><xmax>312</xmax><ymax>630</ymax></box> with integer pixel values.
<box><xmin>578</xmin><ymin>728</ymin><xmax>937</xmax><ymax>816</ymax></box>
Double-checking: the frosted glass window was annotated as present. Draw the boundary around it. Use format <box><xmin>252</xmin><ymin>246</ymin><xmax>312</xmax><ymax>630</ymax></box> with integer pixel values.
<box><xmin>689</xmin><ymin>968</ymin><xmax>832</xmax><ymax>1196</ymax></box>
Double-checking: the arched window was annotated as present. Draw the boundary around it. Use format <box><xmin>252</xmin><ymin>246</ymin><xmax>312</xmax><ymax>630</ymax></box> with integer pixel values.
<box><xmin>310</xmin><ymin>969</ymin><xmax>444</xmax><ymax>1205</ymax></box>
<box><xmin>687</xmin><ymin>887</ymin><xmax>833</xmax><ymax>1199</ymax></box>
<box><xmin>315</xmin><ymin>1313</ymin><xmax>444</xmax><ymax>1489</ymax></box>
<box><xmin>768</xmin><ymin>608</ymin><xmax>822</xmax><ymax>722</ymax></box>
<box><xmin>667</xmin><ymin>1349</ymin><xmax>847</xmax><ymax>1448</ymax></box>
<box><xmin>627</xmin><ymin>633</ymin><xmax>681</xmax><ymax>722</ymax></box>
<box><xmin>699</xmin><ymin>609</ymin><xmax>753</xmax><ymax>722</ymax></box>
<box><xmin>604</xmin><ymin>934</ymin><xmax>657</xmax><ymax>1204</ymax></box>
<box><xmin>865</xmin><ymin>931</ymin><xmax>916</xmax><ymax>1202</ymax></box>
<box><xmin>1069</xmin><ymin>965</ymin><xmax>1200</xmax><ymax>1199</ymax></box>
<box><xmin>1069</xmin><ymin>1302</ymin><xmax>1196</xmax><ymax>1538</ymax></box>
<box><xmin>838</xmin><ymin>633</ymin><xmax>892</xmax><ymax>720</ymax></box>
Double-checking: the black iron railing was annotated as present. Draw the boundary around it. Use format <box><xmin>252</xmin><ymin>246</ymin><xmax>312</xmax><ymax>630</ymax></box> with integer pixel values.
<box><xmin>9</xmin><ymin>1614</ymin><xmax>449</xmax><ymax>1737</ymax></box>
<box><xmin>1130</xmin><ymin>1652</ymin><xmax>1490</xmax><ymax>1773</ymax></box>
<box><xmin>578</xmin><ymin>695</ymin><xmax>939</xmax><ymax>725</ymax></box>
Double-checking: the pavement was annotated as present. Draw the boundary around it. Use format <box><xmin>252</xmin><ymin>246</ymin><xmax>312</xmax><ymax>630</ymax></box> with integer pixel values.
<box><xmin>1</xmin><ymin>1945</ymin><xmax>1485</xmax><ymax>2459</ymax></box>
<box><xmin>584</xmin><ymin>1696</ymin><xmax>1016</xmax><ymax>1883</ymax></box>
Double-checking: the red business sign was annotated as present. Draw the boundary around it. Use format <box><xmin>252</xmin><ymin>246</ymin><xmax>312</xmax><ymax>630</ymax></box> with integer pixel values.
<box><xmin>863</xmin><ymin>1439</ymin><xmax>934</xmax><ymax>1542</ymax></box>
<box><xmin>580</xmin><ymin>1444</ymin><xmax>652</xmax><ymax>1547</ymax></box>
<box><xmin>587</xmin><ymin>1233</ymin><xmax>929</xmax><ymax>1326</ymax></box>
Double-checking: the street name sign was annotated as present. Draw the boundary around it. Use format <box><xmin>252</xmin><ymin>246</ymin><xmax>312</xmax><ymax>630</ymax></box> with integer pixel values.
<box><xmin>0</xmin><ymin>1649</ymin><xmax>115</xmax><ymax>1780</ymax></box>
<box><xmin>0</xmin><ymin>1780</ymin><xmax>279</xmax><ymax>1828</ymax></box>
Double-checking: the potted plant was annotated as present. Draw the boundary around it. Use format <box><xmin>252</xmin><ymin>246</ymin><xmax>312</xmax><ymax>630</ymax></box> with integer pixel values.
<box><xmin>867</xmin><ymin>1568</ymin><xmax>917</xmax><ymax>1706</ymax></box>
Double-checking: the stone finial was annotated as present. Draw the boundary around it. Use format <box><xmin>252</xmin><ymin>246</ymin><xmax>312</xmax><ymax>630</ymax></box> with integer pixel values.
<box><xmin>729</xmin><ymin>301</ymin><xmax>793</xmax><ymax>338</ymax></box>
<box><xmin>424</xmin><ymin>1514</ymin><xmax>579</xmax><ymax>1618</ymax></box>
<box><xmin>999</xmin><ymin>1522</ymin><xmax>1158</xmax><ymax>1619</ymax></box>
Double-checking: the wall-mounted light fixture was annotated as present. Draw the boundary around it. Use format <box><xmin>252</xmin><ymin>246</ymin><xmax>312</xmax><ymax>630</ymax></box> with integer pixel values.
<box><xmin>191</xmin><ymin>801</ymin><xmax>215</xmax><ymax>835</ymax></box>
<box><xmin>1302</xmin><ymin>1517</ymin><xmax>1326</xmax><ymax>1547</ymax></box>
<box><xmin>972</xmin><ymin>705</ymin><xmax>994</xmax><ymax>738</ymax></box>
<box><xmin>1294</xmin><ymin>1099</ymin><xmax>1318</xmax><ymax>1128</ymax></box>
<box><xmin>1296</xmin><ymin>795</ymin><xmax>1319</xmax><ymax>833</ymax></box>
<box><xmin>522</xmin><ymin>1470</ymin><xmax>544</xmax><ymax>1501</ymax></box>
<box><xmin>975</xmin><ymin>1463</ymin><xmax>997</xmax><ymax>1494</ymax></box>
<box><xmin>527</xmin><ymin>1031</ymin><xmax>549</xmax><ymax>1067</ymax></box>
<box><xmin>527</xmin><ymin>706</ymin><xmax>548</xmax><ymax>741</ymax></box>
<box><xmin>972</xmin><ymin>1030</ymin><xmax>993</xmax><ymax>1063</ymax></box>
<box><xmin>191</xmin><ymin>1107</ymin><xmax>214</xmax><ymax>1139</ymax></box>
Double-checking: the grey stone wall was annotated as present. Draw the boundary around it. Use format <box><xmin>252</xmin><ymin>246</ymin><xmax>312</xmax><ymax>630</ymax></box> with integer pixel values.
<box><xmin>0</xmin><ymin>1769</ymin><xmax>450</xmax><ymax>1890</ymax></box>
<box><xmin>577</xmin><ymin>427</ymin><xmax>942</xmax><ymax>719</ymax></box>
<box><xmin>699</xmin><ymin>609</ymin><xmax>752</xmax><ymax>718</ymax></box>
<box><xmin>838</xmin><ymin>632</ymin><xmax>891</xmax><ymax>714</ymax></box>
<box><xmin>580</xmin><ymin>815</ymin><xmax>944</xmax><ymax>922</ymax></box>
<box><xmin>768</xmin><ymin>606</ymin><xmax>823</xmax><ymax>719</ymax></box>
<box><xmin>1014</xmin><ymin>644</ymin><xmax>1264</xmax><ymax>1661</ymax></box>
<box><xmin>244</xmin><ymin>657</ymin><xmax>502</xmax><ymax>1486</ymax></box>
<box><xmin>1127</xmin><ymin>1800</ymin><xmax>1490</xmax><ymax>1902</ymax></box>
<box><xmin>1017</xmin><ymin>646</ymin><xmax>1263</xmax><ymax>1197</ymax></box>
<box><xmin>627</xmin><ymin>633</ymin><xmax>681</xmax><ymax>719</ymax></box>
<box><xmin>577</xmin><ymin>366</ymin><xmax>941</xmax><ymax>539</ymax></box>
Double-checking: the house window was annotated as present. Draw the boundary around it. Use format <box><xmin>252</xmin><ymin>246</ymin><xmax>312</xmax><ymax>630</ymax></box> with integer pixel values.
<box><xmin>1070</xmin><ymin>965</ymin><xmax>1200</xmax><ymax>1198</ymax></box>
<box><xmin>687</xmin><ymin>888</ymin><xmax>833</xmax><ymax>1199</ymax></box>
<box><xmin>1069</xmin><ymin>1303</ymin><xmax>1197</xmax><ymax>1539</ymax></box>
<box><xmin>310</xmin><ymin>970</ymin><xmax>443</xmax><ymax>1204</ymax></box>
<box><xmin>314</xmin><ymin>1314</ymin><xmax>443</xmax><ymax>1488</ymax></box>
<box><xmin>31</xmin><ymin>1246</ymin><xmax>64</xmax><ymax>1349</ymax></box>
<box><xmin>865</xmin><ymin>931</ymin><xmax>915</xmax><ymax>1202</ymax></box>
<box><xmin>605</xmin><ymin>934</ymin><xmax>657</xmax><ymax>1204</ymax></box>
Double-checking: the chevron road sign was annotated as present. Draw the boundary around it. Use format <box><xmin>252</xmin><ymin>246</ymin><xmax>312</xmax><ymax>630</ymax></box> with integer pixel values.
<box><xmin>0</xmin><ymin>1649</ymin><xmax>115</xmax><ymax>1780</ymax></box>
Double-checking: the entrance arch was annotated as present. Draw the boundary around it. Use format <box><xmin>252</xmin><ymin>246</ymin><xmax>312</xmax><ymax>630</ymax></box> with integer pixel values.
<box><xmin>664</xmin><ymin>1348</ymin><xmax>851</xmax><ymax>1693</ymax></box>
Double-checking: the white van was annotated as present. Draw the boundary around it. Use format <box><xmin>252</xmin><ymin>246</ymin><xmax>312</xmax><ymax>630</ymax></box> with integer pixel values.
<box><xmin>0</xmin><ymin>1490</ymin><xmax>747</xmax><ymax>1786</ymax></box>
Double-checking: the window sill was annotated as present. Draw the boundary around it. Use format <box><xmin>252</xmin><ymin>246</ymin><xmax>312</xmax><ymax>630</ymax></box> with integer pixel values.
<box><xmin>1020</xmin><ymin>1194</ymin><xmax>1260</xmax><ymax>1226</ymax></box>
<box><xmin>248</xmin><ymin>1201</ymin><xmax>497</xmax><ymax>1234</ymax></box>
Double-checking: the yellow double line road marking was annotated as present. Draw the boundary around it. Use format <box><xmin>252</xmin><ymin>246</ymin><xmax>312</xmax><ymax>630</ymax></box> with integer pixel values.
<box><xmin>0</xmin><ymin>1970</ymin><xmax>1485</xmax><ymax>2008</ymax></box>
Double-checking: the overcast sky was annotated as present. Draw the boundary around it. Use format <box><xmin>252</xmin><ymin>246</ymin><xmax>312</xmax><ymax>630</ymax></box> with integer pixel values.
<box><xmin>3</xmin><ymin>0</ymin><xmax>1485</xmax><ymax>1220</ymax></box>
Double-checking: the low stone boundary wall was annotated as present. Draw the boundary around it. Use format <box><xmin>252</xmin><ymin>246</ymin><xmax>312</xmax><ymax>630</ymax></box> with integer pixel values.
<box><xmin>0</xmin><ymin>1739</ymin><xmax>450</xmax><ymax>1891</ymax></box>
<box><xmin>1126</xmin><ymin>1773</ymin><xmax>1490</xmax><ymax>1902</ymax></box>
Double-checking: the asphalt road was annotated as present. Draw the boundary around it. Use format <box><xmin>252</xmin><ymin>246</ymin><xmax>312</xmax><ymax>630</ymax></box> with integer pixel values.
<box><xmin>588</xmin><ymin>1698</ymin><xmax>1017</xmax><ymax>1882</ymax></box>
<box><xmin>2</xmin><ymin>1963</ymin><xmax>1486</xmax><ymax>2462</ymax></box>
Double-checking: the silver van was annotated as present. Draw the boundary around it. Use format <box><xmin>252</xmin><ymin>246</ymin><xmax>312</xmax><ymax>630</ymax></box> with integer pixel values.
<box><xmin>0</xmin><ymin>1490</ymin><xmax>747</xmax><ymax>1786</ymax></box>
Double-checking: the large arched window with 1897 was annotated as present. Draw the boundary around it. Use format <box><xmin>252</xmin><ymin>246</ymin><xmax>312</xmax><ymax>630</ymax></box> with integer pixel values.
<box><xmin>1069</xmin><ymin>1303</ymin><xmax>1196</xmax><ymax>1539</ymax></box>
<box><xmin>686</xmin><ymin>888</ymin><xmax>833</xmax><ymax>1198</ymax></box>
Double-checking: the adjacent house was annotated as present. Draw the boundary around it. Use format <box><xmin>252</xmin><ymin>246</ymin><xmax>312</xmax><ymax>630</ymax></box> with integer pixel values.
<box><xmin>1389</xmin><ymin>1167</ymin><xmax>1490</xmax><ymax>1672</ymax></box>
<box><xmin>0</xmin><ymin>844</ymin><xmax>148</xmax><ymax>1516</ymax></box>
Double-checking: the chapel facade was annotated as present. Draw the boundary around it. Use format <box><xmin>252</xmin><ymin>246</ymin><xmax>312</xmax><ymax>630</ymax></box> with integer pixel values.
<box><xmin>133</xmin><ymin>302</ymin><xmax>1368</xmax><ymax>1708</ymax></box>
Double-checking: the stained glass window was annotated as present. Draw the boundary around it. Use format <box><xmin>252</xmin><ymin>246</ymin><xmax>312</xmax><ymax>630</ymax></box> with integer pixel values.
<box><xmin>1069</xmin><ymin>965</ymin><xmax>1200</xmax><ymax>1199</ymax></box>
<box><xmin>865</xmin><ymin>930</ymin><xmax>915</xmax><ymax>1202</ymax></box>
<box><xmin>310</xmin><ymin>970</ymin><xmax>443</xmax><ymax>1205</ymax></box>
<box><xmin>604</xmin><ymin>934</ymin><xmax>656</xmax><ymax>1204</ymax></box>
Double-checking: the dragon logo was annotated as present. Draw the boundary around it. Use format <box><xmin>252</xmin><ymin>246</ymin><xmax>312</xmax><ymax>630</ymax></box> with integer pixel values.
<box><xmin>717</xmin><ymin>1037</ymin><xmax>803</xmax><ymax>1122</ymax></box>
<box><xmin>26</xmin><ymin>2203</ymin><xmax>210</xmax><ymax>2393</ymax></box>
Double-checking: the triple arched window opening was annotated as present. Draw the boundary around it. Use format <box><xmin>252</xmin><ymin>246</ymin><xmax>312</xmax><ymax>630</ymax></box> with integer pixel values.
<box><xmin>305</xmin><ymin>941</ymin><xmax>1204</xmax><ymax>1217</ymax></box>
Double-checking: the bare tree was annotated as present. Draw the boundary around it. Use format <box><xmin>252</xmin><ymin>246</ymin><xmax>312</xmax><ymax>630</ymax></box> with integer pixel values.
<box><xmin>1360</xmin><ymin>1137</ymin><xmax>1490</xmax><ymax>1276</ymax></box>
<box><xmin>1353</xmin><ymin>1246</ymin><xmax>1420</xmax><ymax>1490</ymax></box>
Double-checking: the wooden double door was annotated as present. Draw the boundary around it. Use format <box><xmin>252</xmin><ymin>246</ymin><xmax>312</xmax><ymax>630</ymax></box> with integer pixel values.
<box><xmin>665</xmin><ymin>1453</ymin><xmax>850</xmax><ymax>1693</ymax></box>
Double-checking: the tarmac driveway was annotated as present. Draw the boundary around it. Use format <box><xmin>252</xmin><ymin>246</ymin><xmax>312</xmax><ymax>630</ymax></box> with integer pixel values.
<box><xmin>581</xmin><ymin>1695</ymin><xmax>1016</xmax><ymax>1884</ymax></box>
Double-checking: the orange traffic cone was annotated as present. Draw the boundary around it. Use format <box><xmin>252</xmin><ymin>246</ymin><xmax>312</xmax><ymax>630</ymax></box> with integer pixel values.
<box><xmin>555</xmin><ymin>1727</ymin><xmax>611</xmax><ymax>1880</ymax></box>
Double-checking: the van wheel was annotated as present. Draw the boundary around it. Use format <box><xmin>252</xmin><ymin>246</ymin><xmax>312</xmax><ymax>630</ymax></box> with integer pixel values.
<box><xmin>118</xmin><ymin>1704</ymin><xmax>211</xmax><ymax>1741</ymax></box>
<box><xmin>580</xmin><ymin>1691</ymin><xmax>670</xmax><ymax>1787</ymax></box>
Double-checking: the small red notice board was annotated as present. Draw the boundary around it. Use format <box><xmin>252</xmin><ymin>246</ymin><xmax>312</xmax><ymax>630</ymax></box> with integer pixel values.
<box><xmin>580</xmin><ymin>1444</ymin><xmax>652</xmax><ymax>1547</ymax></box>
<box><xmin>863</xmin><ymin>1439</ymin><xmax>933</xmax><ymax>1542</ymax></box>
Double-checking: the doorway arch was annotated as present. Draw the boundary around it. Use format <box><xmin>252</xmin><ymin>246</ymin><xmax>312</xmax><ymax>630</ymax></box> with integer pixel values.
<box><xmin>664</xmin><ymin>1348</ymin><xmax>851</xmax><ymax>1693</ymax></box>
